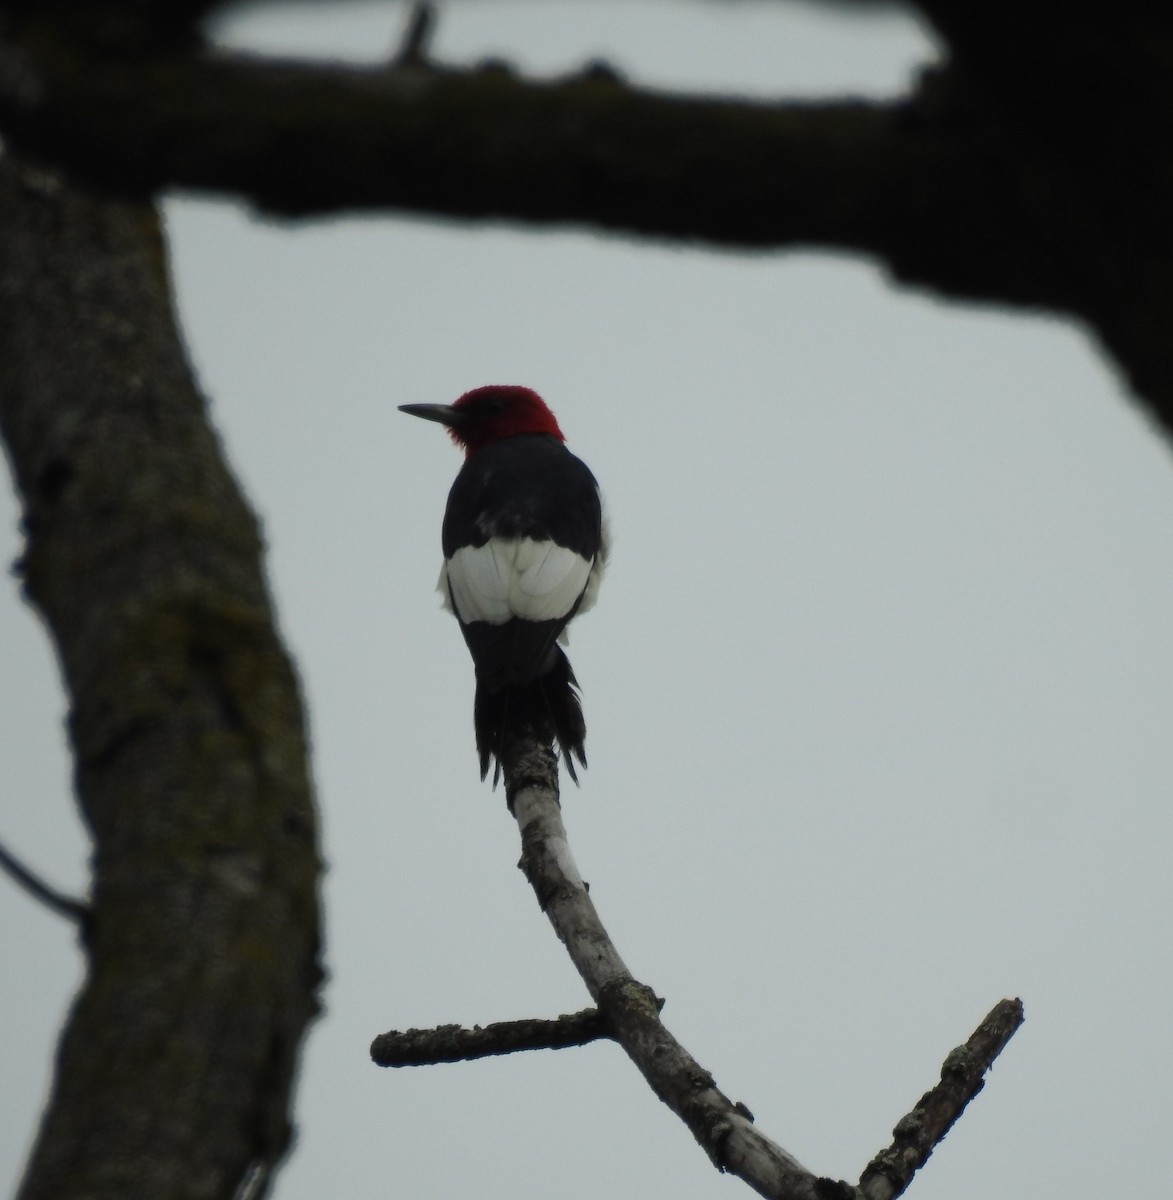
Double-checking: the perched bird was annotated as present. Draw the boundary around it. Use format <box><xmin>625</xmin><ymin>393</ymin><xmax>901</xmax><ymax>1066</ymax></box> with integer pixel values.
<box><xmin>400</xmin><ymin>385</ymin><xmax>606</xmax><ymax>783</ymax></box>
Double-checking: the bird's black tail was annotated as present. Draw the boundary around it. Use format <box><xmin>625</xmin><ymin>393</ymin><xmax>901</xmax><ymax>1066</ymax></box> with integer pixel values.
<box><xmin>474</xmin><ymin>647</ymin><xmax>587</xmax><ymax>786</ymax></box>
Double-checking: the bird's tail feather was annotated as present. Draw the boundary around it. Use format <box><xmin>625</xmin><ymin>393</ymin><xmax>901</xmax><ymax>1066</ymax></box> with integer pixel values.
<box><xmin>474</xmin><ymin>647</ymin><xmax>587</xmax><ymax>786</ymax></box>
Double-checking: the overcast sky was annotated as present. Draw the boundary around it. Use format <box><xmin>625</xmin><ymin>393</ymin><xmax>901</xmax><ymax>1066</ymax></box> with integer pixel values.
<box><xmin>4</xmin><ymin>4</ymin><xmax>1173</xmax><ymax>1198</ymax></box>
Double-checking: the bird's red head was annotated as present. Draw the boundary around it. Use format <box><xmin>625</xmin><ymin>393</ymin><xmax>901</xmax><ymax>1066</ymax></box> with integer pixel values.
<box><xmin>400</xmin><ymin>385</ymin><xmax>566</xmax><ymax>457</ymax></box>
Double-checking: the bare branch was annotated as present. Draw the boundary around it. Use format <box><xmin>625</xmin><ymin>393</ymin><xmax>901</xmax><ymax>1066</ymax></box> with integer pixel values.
<box><xmin>0</xmin><ymin>33</ymin><xmax>1047</xmax><ymax>309</ymax></box>
<box><xmin>0</xmin><ymin>834</ymin><xmax>87</xmax><ymax>924</ymax></box>
<box><xmin>859</xmin><ymin>998</ymin><xmax>1025</xmax><ymax>1200</ymax></box>
<box><xmin>371</xmin><ymin>1008</ymin><xmax>607</xmax><ymax>1067</ymax></box>
<box><xmin>487</xmin><ymin>729</ymin><xmax>1024</xmax><ymax>1200</ymax></box>
<box><xmin>6</xmin><ymin>7</ymin><xmax>1173</xmax><ymax>428</ymax></box>
<box><xmin>502</xmin><ymin>731</ymin><xmax>832</xmax><ymax>1200</ymax></box>
<box><xmin>3</xmin><ymin>6</ymin><xmax>1173</xmax><ymax>430</ymax></box>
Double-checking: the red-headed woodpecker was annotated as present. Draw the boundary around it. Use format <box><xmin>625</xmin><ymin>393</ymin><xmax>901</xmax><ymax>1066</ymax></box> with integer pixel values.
<box><xmin>400</xmin><ymin>385</ymin><xmax>606</xmax><ymax>783</ymax></box>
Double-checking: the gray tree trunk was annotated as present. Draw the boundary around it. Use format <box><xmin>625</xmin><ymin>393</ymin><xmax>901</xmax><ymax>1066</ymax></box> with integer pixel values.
<box><xmin>0</xmin><ymin>156</ymin><xmax>323</xmax><ymax>1200</ymax></box>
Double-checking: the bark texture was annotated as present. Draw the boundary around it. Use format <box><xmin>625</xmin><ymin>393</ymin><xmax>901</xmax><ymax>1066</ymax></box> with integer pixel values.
<box><xmin>859</xmin><ymin>998</ymin><xmax>1026</xmax><ymax>1200</ymax></box>
<box><xmin>492</xmin><ymin>732</ymin><xmax>1021</xmax><ymax>1200</ymax></box>
<box><xmin>371</xmin><ymin>1007</ymin><xmax>606</xmax><ymax>1066</ymax></box>
<box><xmin>504</xmin><ymin>735</ymin><xmax>834</xmax><ymax>1200</ymax></box>
<box><xmin>0</xmin><ymin>155</ymin><xmax>323</xmax><ymax>1200</ymax></box>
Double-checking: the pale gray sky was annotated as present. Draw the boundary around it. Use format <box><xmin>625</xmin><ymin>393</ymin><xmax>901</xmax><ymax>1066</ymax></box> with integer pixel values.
<box><xmin>4</xmin><ymin>5</ymin><xmax>1172</xmax><ymax>1198</ymax></box>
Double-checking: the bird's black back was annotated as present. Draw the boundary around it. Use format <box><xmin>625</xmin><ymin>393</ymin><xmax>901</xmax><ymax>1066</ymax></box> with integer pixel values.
<box><xmin>441</xmin><ymin>434</ymin><xmax>602</xmax><ymax>559</ymax></box>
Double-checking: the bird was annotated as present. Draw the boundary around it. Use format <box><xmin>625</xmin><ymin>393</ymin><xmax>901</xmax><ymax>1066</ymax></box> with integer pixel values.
<box><xmin>400</xmin><ymin>385</ymin><xmax>606</xmax><ymax>784</ymax></box>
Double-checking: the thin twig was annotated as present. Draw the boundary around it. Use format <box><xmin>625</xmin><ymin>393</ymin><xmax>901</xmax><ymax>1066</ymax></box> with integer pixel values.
<box><xmin>393</xmin><ymin>1</ymin><xmax>435</xmax><ymax>66</ymax></box>
<box><xmin>858</xmin><ymin>998</ymin><xmax>1025</xmax><ymax>1200</ymax></box>
<box><xmin>371</xmin><ymin>1007</ymin><xmax>607</xmax><ymax>1067</ymax></box>
<box><xmin>0</xmin><ymin>834</ymin><xmax>87</xmax><ymax>923</ymax></box>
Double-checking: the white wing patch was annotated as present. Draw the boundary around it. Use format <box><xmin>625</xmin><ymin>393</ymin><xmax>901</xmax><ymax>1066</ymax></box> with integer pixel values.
<box><xmin>442</xmin><ymin>537</ymin><xmax>594</xmax><ymax>626</ymax></box>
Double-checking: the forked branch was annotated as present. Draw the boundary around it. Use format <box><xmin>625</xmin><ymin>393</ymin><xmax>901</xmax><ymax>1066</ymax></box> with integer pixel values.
<box><xmin>372</xmin><ymin>728</ymin><xmax>1023</xmax><ymax>1199</ymax></box>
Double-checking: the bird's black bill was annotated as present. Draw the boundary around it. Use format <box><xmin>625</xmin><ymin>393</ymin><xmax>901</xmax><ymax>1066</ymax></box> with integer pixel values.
<box><xmin>398</xmin><ymin>403</ymin><xmax>461</xmax><ymax>427</ymax></box>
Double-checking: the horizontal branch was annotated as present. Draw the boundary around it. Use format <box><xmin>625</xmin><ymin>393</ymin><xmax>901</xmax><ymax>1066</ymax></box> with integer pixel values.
<box><xmin>0</xmin><ymin>30</ymin><xmax>1063</xmax><ymax>310</ymax></box>
<box><xmin>5</xmin><ymin>8</ymin><xmax>1173</xmax><ymax>422</ymax></box>
<box><xmin>371</xmin><ymin>1007</ymin><xmax>607</xmax><ymax>1067</ymax></box>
